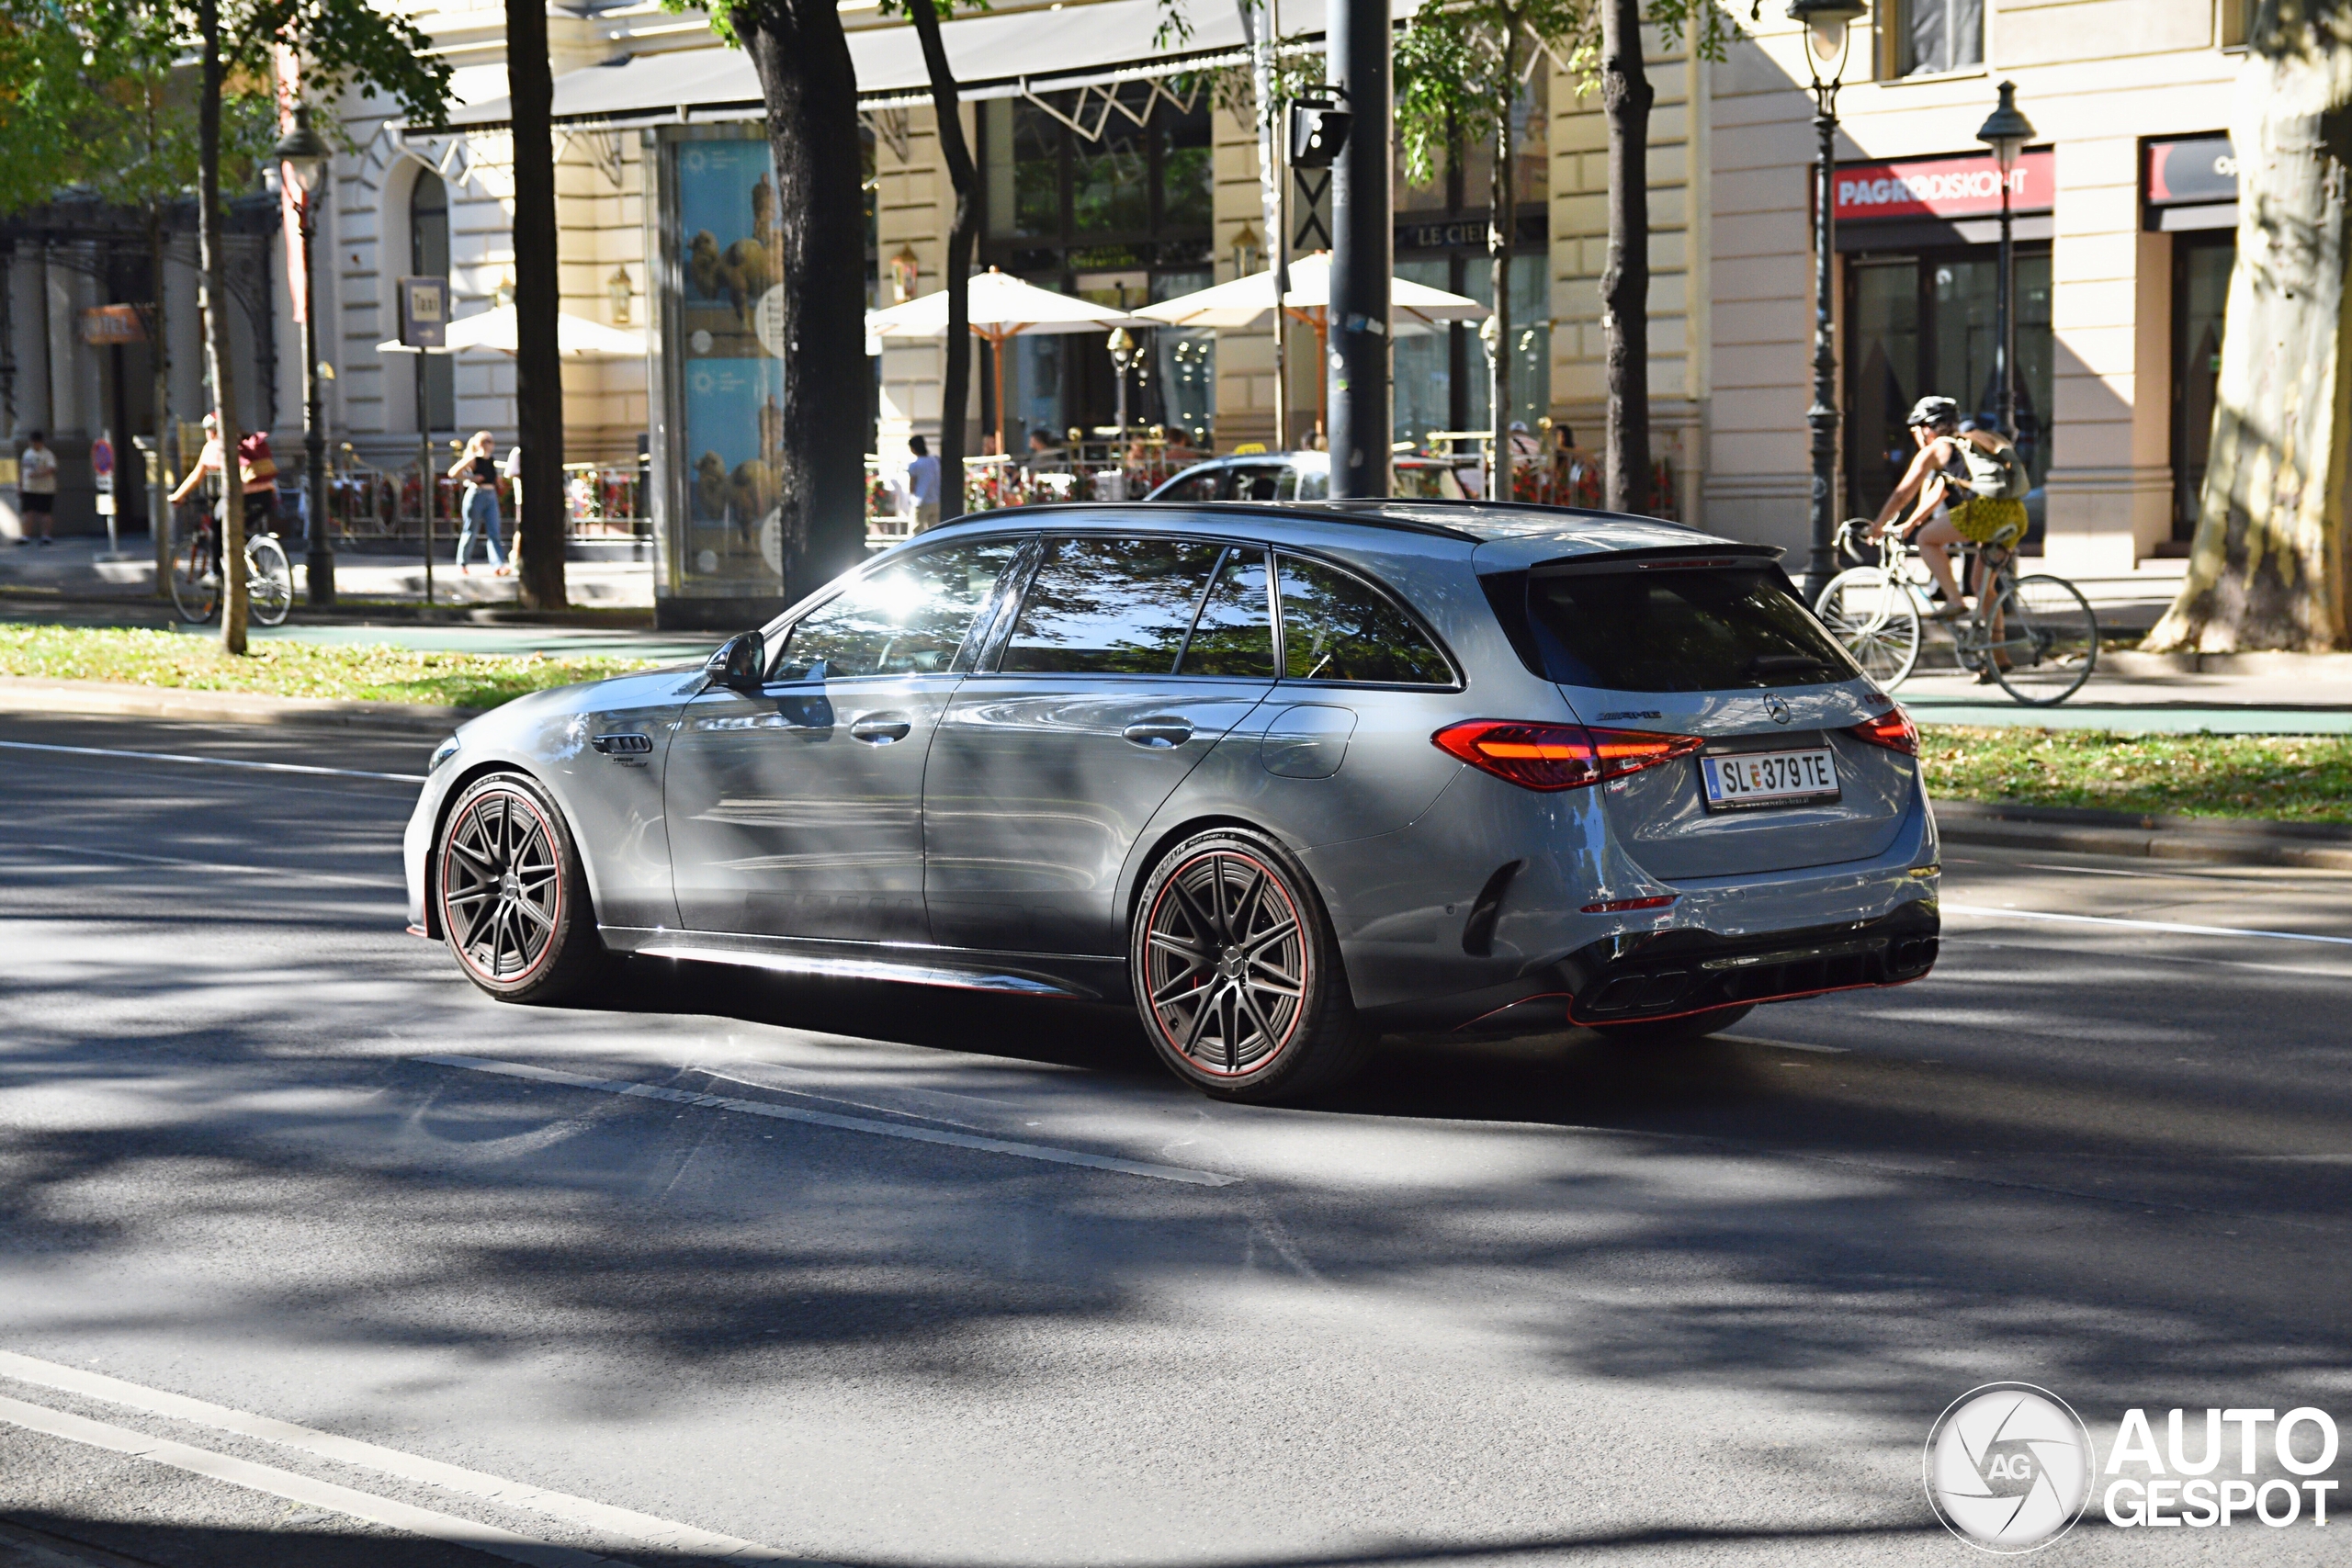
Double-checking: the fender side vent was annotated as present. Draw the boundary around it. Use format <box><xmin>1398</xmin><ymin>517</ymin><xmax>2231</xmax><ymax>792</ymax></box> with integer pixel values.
<box><xmin>1461</xmin><ymin>860</ymin><xmax>1524</xmax><ymax>956</ymax></box>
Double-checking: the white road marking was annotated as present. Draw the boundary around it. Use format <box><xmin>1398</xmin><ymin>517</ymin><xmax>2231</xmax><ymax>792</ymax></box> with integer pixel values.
<box><xmin>0</xmin><ymin>737</ymin><xmax>424</xmax><ymax>783</ymax></box>
<box><xmin>1942</xmin><ymin>902</ymin><xmax>2352</xmax><ymax>948</ymax></box>
<box><xmin>0</xmin><ymin>841</ymin><xmax>396</xmax><ymax>890</ymax></box>
<box><xmin>1726</xmin><ymin>1037</ymin><xmax>1849</xmax><ymax>1055</ymax></box>
<box><xmin>0</xmin><ymin>1351</ymin><xmax>805</xmax><ymax>1564</ymax></box>
<box><xmin>421</xmin><ymin>1054</ymin><xmax>1241</xmax><ymax>1187</ymax></box>
<box><xmin>0</xmin><ymin>1392</ymin><xmax>628</xmax><ymax>1568</ymax></box>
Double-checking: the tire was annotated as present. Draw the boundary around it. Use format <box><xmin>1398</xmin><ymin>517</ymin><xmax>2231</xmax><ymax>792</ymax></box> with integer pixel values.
<box><xmin>1588</xmin><ymin>1003</ymin><xmax>1755</xmax><ymax>1045</ymax></box>
<box><xmin>1815</xmin><ymin>567</ymin><xmax>1921</xmax><ymax>687</ymax></box>
<box><xmin>1990</xmin><ymin>573</ymin><xmax>2098</xmax><ymax>706</ymax></box>
<box><xmin>170</xmin><ymin>527</ymin><xmax>219</xmax><ymax>624</ymax></box>
<box><xmin>1130</xmin><ymin>828</ymin><xmax>1370</xmax><ymax>1103</ymax></box>
<box><xmin>435</xmin><ymin>772</ymin><xmax>606</xmax><ymax>1004</ymax></box>
<box><xmin>247</xmin><ymin>535</ymin><xmax>293</xmax><ymax>626</ymax></box>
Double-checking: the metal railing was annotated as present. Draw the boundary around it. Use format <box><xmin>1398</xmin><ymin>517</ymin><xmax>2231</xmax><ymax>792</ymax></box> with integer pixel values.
<box><xmin>323</xmin><ymin>449</ymin><xmax>649</xmax><ymax>547</ymax></box>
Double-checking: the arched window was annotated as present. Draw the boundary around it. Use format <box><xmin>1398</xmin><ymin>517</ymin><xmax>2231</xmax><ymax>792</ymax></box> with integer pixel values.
<box><xmin>410</xmin><ymin>169</ymin><xmax>456</xmax><ymax>433</ymax></box>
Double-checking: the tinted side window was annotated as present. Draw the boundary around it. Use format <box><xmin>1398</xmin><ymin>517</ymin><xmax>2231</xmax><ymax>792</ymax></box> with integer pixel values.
<box><xmin>1001</xmin><ymin>536</ymin><xmax>1223</xmax><ymax>674</ymax></box>
<box><xmin>1276</xmin><ymin>555</ymin><xmax>1453</xmax><ymax>685</ymax></box>
<box><xmin>1228</xmin><ymin>465</ymin><xmax>1284</xmax><ymax>502</ymax></box>
<box><xmin>1179</xmin><ymin>548</ymin><xmax>1274</xmax><ymax>677</ymax></box>
<box><xmin>771</xmin><ymin>539</ymin><xmax>1021</xmax><ymax>682</ymax></box>
<box><xmin>1157</xmin><ymin>468</ymin><xmax>1222</xmax><ymax>503</ymax></box>
<box><xmin>1524</xmin><ymin>568</ymin><xmax>1857</xmax><ymax>692</ymax></box>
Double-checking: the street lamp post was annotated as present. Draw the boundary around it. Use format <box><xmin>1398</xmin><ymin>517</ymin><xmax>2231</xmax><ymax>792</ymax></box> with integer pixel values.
<box><xmin>1788</xmin><ymin>0</ymin><xmax>1867</xmax><ymax>602</ymax></box>
<box><xmin>271</xmin><ymin>107</ymin><xmax>333</xmax><ymax>607</ymax></box>
<box><xmin>1975</xmin><ymin>82</ymin><xmax>2037</xmax><ymax>441</ymax></box>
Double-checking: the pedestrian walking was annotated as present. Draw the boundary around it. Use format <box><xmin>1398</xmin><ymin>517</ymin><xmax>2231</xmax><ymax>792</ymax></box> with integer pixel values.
<box><xmin>447</xmin><ymin>431</ymin><xmax>511</xmax><ymax>577</ymax></box>
<box><xmin>16</xmin><ymin>431</ymin><xmax>56</xmax><ymax>546</ymax></box>
<box><xmin>907</xmin><ymin>434</ymin><xmax>941</xmax><ymax>533</ymax></box>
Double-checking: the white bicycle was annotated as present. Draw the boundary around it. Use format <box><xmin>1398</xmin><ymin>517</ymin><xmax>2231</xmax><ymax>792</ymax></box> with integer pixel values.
<box><xmin>1814</xmin><ymin>519</ymin><xmax>2098</xmax><ymax>705</ymax></box>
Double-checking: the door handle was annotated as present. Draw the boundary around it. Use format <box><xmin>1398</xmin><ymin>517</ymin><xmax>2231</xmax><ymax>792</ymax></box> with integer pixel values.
<box><xmin>849</xmin><ymin>716</ymin><xmax>913</xmax><ymax>744</ymax></box>
<box><xmin>1122</xmin><ymin>719</ymin><xmax>1194</xmax><ymax>749</ymax></box>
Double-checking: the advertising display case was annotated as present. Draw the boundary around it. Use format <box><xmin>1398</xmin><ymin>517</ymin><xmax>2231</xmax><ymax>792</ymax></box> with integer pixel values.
<box><xmin>648</xmin><ymin>122</ymin><xmax>795</xmax><ymax>629</ymax></box>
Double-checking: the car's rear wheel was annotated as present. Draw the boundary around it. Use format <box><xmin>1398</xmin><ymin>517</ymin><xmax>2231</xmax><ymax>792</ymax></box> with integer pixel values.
<box><xmin>1587</xmin><ymin>1003</ymin><xmax>1755</xmax><ymax>1045</ymax></box>
<box><xmin>435</xmin><ymin>772</ymin><xmax>605</xmax><ymax>1004</ymax></box>
<box><xmin>1130</xmin><ymin>829</ymin><xmax>1368</xmax><ymax>1103</ymax></box>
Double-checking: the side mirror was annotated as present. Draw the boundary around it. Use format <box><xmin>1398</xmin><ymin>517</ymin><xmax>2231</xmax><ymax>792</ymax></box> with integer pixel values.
<box><xmin>707</xmin><ymin>630</ymin><xmax>764</xmax><ymax>692</ymax></box>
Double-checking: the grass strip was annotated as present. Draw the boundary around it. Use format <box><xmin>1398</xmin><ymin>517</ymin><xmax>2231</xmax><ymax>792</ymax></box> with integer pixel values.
<box><xmin>0</xmin><ymin>624</ymin><xmax>659</xmax><ymax>710</ymax></box>
<box><xmin>1919</xmin><ymin>725</ymin><xmax>2352</xmax><ymax>824</ymax></box>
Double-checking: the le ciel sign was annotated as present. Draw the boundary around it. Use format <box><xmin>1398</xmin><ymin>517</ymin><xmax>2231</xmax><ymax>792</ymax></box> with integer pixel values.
<box><xmin>1832</xmin><ymin>148</ymin><xmax>2055</xmax><ymax>224</ymax></box>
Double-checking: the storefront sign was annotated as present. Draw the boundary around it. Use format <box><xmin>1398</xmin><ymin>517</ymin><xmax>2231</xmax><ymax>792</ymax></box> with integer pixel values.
<box><xmin>79</xmin><ymin>305</ymin><xmax>145</xmax><ymax>345</ymax></box>
<box><xmin>2146</xmin><ymin>134</ymin><xmax>2236</xmax><ymax>207</ymax></box>
<box><xmin>1832</xmin><ymin>149</ymin><xmax>2055</xmax><ymax>224</ymax></box>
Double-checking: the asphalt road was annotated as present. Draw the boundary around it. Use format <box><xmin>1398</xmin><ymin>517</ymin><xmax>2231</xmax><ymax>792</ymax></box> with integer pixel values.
<box><xmin>2</xmin><ymin>711</ymin><xmax>2348</xmax><ymax>1567</ymax></box>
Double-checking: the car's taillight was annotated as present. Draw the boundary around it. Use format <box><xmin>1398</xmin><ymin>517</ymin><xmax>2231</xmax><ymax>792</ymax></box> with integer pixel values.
<box><xmin>1849</xmin><ymin>711</ymin><xmax>1918</xmax><ymax>757</ymax></box>
<box><xmin>1432</xmin><ymin>720</ymin><xmax>1705</xmax><ymax>792</ymax></box>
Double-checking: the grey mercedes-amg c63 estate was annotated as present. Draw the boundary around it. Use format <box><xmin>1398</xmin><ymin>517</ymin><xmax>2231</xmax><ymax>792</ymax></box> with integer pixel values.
<box><xmin>405</xmin><ymin>502</ymin><xmax>1940</xmax><ymax>1102</ymax></box>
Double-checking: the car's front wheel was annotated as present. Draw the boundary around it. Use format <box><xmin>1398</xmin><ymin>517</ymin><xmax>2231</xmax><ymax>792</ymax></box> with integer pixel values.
<box><xmin>1129</xmin><ymin>829</ymin><xmax>1369</xmax><ymax>1103</ymax></box>
<box><xmin>435</xmin><ymin>772</ymin><xmax>605</xmax><ymax>1004</ymax></box>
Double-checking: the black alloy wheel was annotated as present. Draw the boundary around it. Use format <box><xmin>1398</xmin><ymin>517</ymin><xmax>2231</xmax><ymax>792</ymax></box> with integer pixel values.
<box><xmin>435</xmin><ymin>772</ymin><xmax>605</xmax><ymax>1003</ymax></box>
<box><xmin>1130</xmin><ymin>828</ymin><xmax>1369</xmax><ymax>1102</ymax></box>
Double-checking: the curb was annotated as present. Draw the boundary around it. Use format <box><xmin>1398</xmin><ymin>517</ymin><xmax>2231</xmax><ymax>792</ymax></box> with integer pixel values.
<box><xmin>1935</xmin><ymin>799</ymin><xmax>2352</xmax><ymax>872</ymax></box>
<box><xmin>0</xmin><ymin>584</ymin><xmax>658</xmax><ymax>628</ymax></box>
<box><xmin>2100</xmin><ymin>649</ymin><xmax>2352</xmax><ymax>678</ymax></box>
<box><xmin>0</xmin><ymin>677</ymin><xmax>481</xmax><ymax>739</ymax></box>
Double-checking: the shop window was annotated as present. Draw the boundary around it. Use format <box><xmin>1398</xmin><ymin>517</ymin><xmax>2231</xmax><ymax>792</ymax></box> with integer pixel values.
<box><xmin>2172</xmin><ymin>231</ymin><xmax>2233</xmax><ymax>541</ymax></box>
<box><xmin>1895</xmin><ymin>0</ymin><xmax>1983</xmax><ymax>77</ymax></box>
<box><xmin>978</xmin><ymin>90</ymin><xmax>1216</xmax><ymax>439</ymax></box>
<box><xmin>1845</xmin><ymin>246</ymin><xmax>2052</xmax><ymax>531</ymax></box>
<box><xmin>409</xmin><ymin>170</ymin><xmax>455</xmax><ymax>433</ymax></box>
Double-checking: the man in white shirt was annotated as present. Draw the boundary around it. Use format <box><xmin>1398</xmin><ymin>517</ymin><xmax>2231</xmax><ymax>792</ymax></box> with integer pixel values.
<box><xmin>906</xmin><ymin>434</ymin><xmax>941</xmax><ymax>533</ymax></box>
<box><xmin>17</xmin><ymin>431</ymin><xmax>57</xmax><ymax>546</ymax></box>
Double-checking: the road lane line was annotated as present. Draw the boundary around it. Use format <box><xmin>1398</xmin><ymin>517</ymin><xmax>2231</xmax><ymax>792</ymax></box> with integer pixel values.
<box><xmin>0</xmin><ymin>841</ymin><xmax>397</xmax><ymax>891</ymax></box>
<box><xmin>0</xmin><ymin>738</ymin><xmax>424</xmax><ymax>783</ymax></box>
<box><xmin>0</xmin><ymin>1393</ymin><xmax>630</xmax><ymax>1568</ymax></box>
<box><xmin>1942</xmin><ymin>902</ymin><xmax>2352</xmax><ymax>948</ymax></box>
<box><xmin>0</xmin><ymin>1352</ymin><xmax>806</xmax><ymax>1564</ymax></box>
<box><xmin>420</xmin><ymin>1054</ymin><xmax>1242</xmax><ymax>1187</ymax></box>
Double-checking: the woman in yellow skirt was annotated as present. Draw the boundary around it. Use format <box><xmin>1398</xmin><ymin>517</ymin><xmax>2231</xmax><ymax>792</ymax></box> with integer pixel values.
<box><xmin>1868</xmin><ymin>396</ymin><xmax>2030</xmax><ymax>654</ymax></box>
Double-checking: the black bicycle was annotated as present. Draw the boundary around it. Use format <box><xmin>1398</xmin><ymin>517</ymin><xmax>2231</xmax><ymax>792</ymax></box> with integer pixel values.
<box><xmin>169</xmin><ymin>502</ymin><xmax>292</xmax><ymax>626</ymax></box>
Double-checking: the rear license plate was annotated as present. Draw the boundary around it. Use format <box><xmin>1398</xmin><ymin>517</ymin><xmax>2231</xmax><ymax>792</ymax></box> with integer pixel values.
<box><xmin>1700</xmin><ymin>748</ymin><xmax>1839</xmax><ymax>812</ymax></box>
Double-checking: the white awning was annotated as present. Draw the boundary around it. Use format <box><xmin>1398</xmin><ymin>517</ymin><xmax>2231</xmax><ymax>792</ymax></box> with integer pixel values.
<box><xmin>441</xmin><ymin>0</ymin><xmax>1374</xmax><ymax>130</ymax></box>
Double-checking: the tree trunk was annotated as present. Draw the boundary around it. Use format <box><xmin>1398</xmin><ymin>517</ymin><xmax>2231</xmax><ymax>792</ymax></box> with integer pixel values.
<box><xmin>2146</xmin><ymin>2</ymin><xmax>2352</xmax><ymax>651</ymax></box>
<box><xmin>1488</xmin><ymin>24</ymin><xmax>1517</xmax><ymax>504</ymax></box>
<box><xmin>737</xmin><ymin>0</ymin><xmax>871</xmax><ymax>602</ymax></box>
<box><xmin>910</xmin><ymin>0</ymin><xmax>977</xmax><ymax>519</ymax></box>
<box><xmin>1598</xmin><ymin>0</ymin><xmax>1651</xmax><ymax>515</ymax></box>
<box><xmin>507</xmin><ymin>0</ymin><xmax>567</xmax><ymax>609</ymax></box>
<box><xmin>149</xmin><ymin>201</ymin><xmax>172</xmax><ymax>599</ymax></box>
<box><xmin>196</xmin><ymin>0</ymin><xmax>245</xmax><ymax>653</ymax></box>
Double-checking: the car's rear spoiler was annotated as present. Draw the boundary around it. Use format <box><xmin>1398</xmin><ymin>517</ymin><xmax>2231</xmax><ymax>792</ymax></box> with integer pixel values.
<box><xmin>1514</xmin><ymin>543</ymin><xmax>1787</xmax><ymax>577</ymax></box>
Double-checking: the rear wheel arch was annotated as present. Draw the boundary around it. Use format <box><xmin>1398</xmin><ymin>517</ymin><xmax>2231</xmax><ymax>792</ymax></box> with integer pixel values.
<box><xmin>1121</xmin><ymin>814</ymin><xmax>1299</xmax><ymax>939</ymax></box>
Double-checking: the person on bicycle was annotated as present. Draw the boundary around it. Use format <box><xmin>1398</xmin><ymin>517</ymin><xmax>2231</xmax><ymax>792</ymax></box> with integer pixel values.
<box><xmin>1867</xmin><ymin>396</ymin><xmax>2029</xmax><ymax>623</ymax></box>
<box><xmin>447</xmin><ymin>431</ymin><xmax>510</xmax><ymax>576</ymax></box>
<box><xmin>169</xmin><ymin>413</ymin><xmax>278</xmax><ymax>535</ymax></box>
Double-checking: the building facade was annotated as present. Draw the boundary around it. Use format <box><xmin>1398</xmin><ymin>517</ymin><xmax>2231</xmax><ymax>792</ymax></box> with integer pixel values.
<box><xmin>1</xmin><ymin>0</ymin><xmax>2256</xmax><ymax>606</ymax></box>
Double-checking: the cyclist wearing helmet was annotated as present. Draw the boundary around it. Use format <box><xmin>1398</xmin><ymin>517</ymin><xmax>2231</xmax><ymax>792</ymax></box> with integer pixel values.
<box><xmin>1867</xmin><ymin>395</ymin><xmax>2028</xmax><ymax>621</ymax></box>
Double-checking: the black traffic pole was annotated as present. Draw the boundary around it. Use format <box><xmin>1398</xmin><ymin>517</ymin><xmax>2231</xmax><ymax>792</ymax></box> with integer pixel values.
<box><xmin>1788</xmin><ymin>0</ymin><xmax>1866</xmax><ymax>602</ymax></box>
<box><xmin>1326</xmin><ymin>0</ymin><xmax>1390</xmax><ymax>499</ymax></box>
<box><xmin>1976</xmin><ymin>82</ymin><xmax>2036</xmax><ymax>441</ymax></box>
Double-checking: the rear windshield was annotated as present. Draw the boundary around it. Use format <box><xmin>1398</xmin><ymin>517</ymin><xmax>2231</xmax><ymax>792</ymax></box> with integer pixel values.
<box><xmin>1518</xmin><ymin>566</ymin><xmax>1857</xmax><ymax>692</ymax></box>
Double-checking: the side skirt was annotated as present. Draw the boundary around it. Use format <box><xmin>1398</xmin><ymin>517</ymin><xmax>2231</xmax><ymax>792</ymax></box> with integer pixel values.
<box><xmin>597</xmin><ymin>926</ymin><xmax>1125</xmax><ymax>1002</ymax></box>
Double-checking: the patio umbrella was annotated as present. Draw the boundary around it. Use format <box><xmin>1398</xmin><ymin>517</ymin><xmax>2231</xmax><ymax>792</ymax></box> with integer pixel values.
<box><xmin>1136</xmin><ymin>252</ymin><xmax>1487</xmax><ymax>437</ymax></box>
<box><xmin>867</xmin><ymin>267</ymin><xmax>1150</xmax><ymax>456</ymax></box>
<box><xmin>375</xmin><ymin>304</ymin><xmax>646</xmax><ymax>358</ymax></box>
